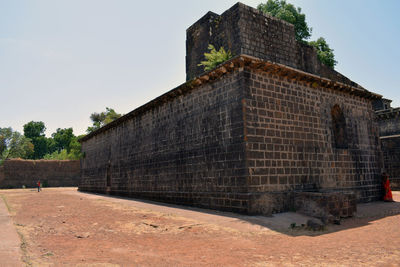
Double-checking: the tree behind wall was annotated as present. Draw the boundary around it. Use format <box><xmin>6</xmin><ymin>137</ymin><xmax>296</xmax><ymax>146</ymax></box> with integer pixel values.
<box><xmin>52</xmin><ymin>128</ymin><xmax>75</xmax><ymax>153</ymax></box>
<box><xmin>23</xmin><ymin>121</ymin><xmax>49</xmax><ymax>159</ymax></box>
<box><xmin>86</xmin><ymin>107</ymin><xmax>122</xmax><ymax>133</ymax></box>
<box><xmin>0</xmin><ymin>127</ymin><xmax>34</xmax><ymax>165</ymax></box>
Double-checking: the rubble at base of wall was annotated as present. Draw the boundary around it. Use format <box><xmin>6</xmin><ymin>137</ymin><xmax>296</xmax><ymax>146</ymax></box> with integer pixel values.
<box><xmin>293</xmin><ymin>191</ymin><xmax>357</xmax><ymax>224</ymax></box>
<box><xmin>248</xmin><ymin>191</ymin><xmax>357</xmax><ymax>224</ymax></box>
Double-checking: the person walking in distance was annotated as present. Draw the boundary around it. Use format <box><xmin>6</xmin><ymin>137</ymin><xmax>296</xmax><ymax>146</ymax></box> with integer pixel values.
<box><xmin>37</xmin><ymin>180</ymin><xmax>41</xmax><ymax>192</ymax></box>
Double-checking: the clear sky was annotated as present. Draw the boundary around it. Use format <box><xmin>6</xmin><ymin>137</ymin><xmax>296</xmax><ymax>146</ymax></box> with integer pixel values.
<box><xmin>1</xmin><ymin>0</ymin><xmax>399</xmax><ymax>137</ymax></box>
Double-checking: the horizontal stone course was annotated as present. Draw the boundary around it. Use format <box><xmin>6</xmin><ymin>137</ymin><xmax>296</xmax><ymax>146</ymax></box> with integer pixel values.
<box><xmin>0</xmin><ymin>159</ymin><xmax>80</xmax><ymax>188</ymax></box>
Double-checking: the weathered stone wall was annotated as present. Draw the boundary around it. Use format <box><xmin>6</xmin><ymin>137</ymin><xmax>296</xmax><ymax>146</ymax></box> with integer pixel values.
<box><xmin>243</xmin><ymin>67</ymin><xmax>383</xmax><ymax>212</ymax></box>
<box><xmin>373</xmin><ymin>98</ymin><xmax>392</xmax><ymax>111</ymax></box>
<box><xmin>376</xmin><ymin>109</ymin><xmax>400</xmax><ymax>137</ymax></box>
<box><xmin>0</xmin><ymin>159</ymin><xmax>81</xmax><ymax>188</ymax></box>
<box><xmin>80</xmin><ymin>58</ymin><xmax>383</xmax><ymax>215</ymax></box>
<box><xmin>80</xmin><ymin>2</ymin><xmax>384</xmax><ymax>216</ymax></box>
<box><xmin>80</xmin><ymin>71</ymin><xmax>250</xmax><ymax>213</ymax></box>
<box><xmin>381</xmin><ymin>136</ymin><xmax>400</xmax><ymax>190</ymax></box>
<box><xmin>186</xmin><ymin>3</ymin><xmax>359</xmax><ymax>88</ymax></box>
<box><xmin>375</xmin><ymin>107</ymin><xmax>400</xmax><ymax>190</ymax></box>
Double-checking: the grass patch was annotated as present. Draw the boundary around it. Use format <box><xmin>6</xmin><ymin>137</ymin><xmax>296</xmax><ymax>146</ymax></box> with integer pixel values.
<box><xmin>0</xmin><ymin>194</ymin><xmax>32</xmax><ymax>266</ymax></box>
<box><xmin>15</xmin><ymin>225</ymin><xmax>33</xmax><ymax>266</ymax></box>
<box><xmin>0</xmin><ymin>194</ymin><xmax>12</xmax><ymax>213</ymax></box>
<box><xmin>42</xmin><ymin>252</ymin><xmax>54</xmax><ymax>257</ymax></box>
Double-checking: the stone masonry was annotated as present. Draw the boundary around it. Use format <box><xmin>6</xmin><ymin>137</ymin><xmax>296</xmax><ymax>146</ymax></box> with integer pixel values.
<box><xmin>186</xmin><ymin>2</ymin><xmax>360</xmax><ymax>89</ymax></box>
<box><xmin>0</xmin><ymin>159</ymin><xmax>81</xmax><ymax>188</ymax></box>
<box><xmin>79</xmin><ymin>3</ymin><xmax>383</xmax><ymax>217</ymax></box>
<box><xmin>375</xmin><ymin>99</ymin><xmax>400</xmax><ymax>190</ymax></box>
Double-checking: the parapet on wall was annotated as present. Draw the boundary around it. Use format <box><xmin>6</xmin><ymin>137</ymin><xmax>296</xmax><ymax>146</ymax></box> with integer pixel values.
<box><xmin>0</xmin><ymin>159</ymin><xmax>81</xmax><ymax>188</ymax></box>
<box><xmin>186</xmin><ymin>2</ymin><xmax>359</xmax><ymax>88</ymax></box>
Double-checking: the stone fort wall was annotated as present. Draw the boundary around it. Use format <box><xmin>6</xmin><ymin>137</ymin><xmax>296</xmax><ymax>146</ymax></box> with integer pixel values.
<box><xmin>0</xmin><ymin>159</ymin><xmax>81</xmax><ymax>189</ymax></box>
<box><xmin>244</xmin><ymin>67</ymin><xmax>382</xmax><ymax>214</ymax></box>
<box><xmin>376</xmin><ymin>107</ymin><xmax>400</xmax><ymax>190</ymax></box>
<box><xmin>79</xmin><ymin>2</ymin><xmax>384</xmax><ymax>215</ymax></box>
<box><xmin>381</xmin><ymin>136</ymin><xmax>400</xmax><ymax>190</ymax></box>
<box><xmin>80</xmin><ymin>70</ymin><xmax>250</xmax><ymax>213</ymax></box>
<box><xmin>80</xmin><ymin>55</ymin><xmax>383</xmax><ymax>215</ymax></box>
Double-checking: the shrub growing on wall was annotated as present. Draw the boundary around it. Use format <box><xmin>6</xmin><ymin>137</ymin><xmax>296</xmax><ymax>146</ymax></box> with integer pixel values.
<box><xmin>198</xmin><ymin>44</ymin><xmax>233</xmax><ymax>72</ymax></box>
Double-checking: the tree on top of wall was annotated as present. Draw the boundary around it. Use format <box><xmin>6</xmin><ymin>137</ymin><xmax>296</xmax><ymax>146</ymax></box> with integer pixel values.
<box><xmin>258</xmin><ymin>0</ymin><xmax>311</xmax><ymax>42</ymax></box>
<box><xmin>308</xmin><ymin>37</ymin><xmax>337</xmax><ymax>69</ymax></box>
<box><xmin>258</xmin><ymin>0</ymin><xmax>337</xmax><ymax>69</ymax></box>
<box><xmin>86</xmin><ymin>107</ymin><xmax>122</xmax><ymax>134</ymax></box>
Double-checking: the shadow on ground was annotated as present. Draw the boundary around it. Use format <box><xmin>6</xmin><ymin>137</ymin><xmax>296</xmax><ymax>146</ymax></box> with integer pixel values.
<box><xmin>76</xmin><ymin>190</ymin><xmax>400</xmax><ymax>237</ymax></box>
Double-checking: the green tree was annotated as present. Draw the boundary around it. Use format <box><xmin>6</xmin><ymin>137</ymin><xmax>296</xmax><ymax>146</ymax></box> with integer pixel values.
<box><xmin>258</xmin><ymin>0</ymin><xmax>311</xmax><ymax>41</ymax></box>
<box><xmin>258</xmin><ymin>0</ymin><xmax>337</xmax><ymax>68</ymax></box>
<box><xmin>23</xmin><ymin>121</ymin><xmax>46</xmax><ymax>139</ymax></box>
<box><xmin>0</xmin><ymin>127</ymin><xmax>34</xmax><ymax>164</ymax></box>
<box><xmin>198</xmin><ymin>44</ymin><xmax>233</xmax><ymax>72</ymax></box>
<box><xmin>68</xmin><ymin>135</ymin><xmax>83</xmax><ymax>159</ymax></box>
<box><xmin>23</xmin><ymin>121</ymin><xmax>49</xmax><ymax>159</ymax></box>
<box><xmin>309</xmin><ymin>37</ymin><xmax>337</xmax><ymax>68</ymax></box>
<box><xmin>52</xmin><ymin>128</ymin><xmax>74</xmax><ymax>153</ymax></box>
<box><xmin>86</xmin><ymin>107</ymin><xmax>122</xmax><ymax>133</ymax></box>
<box><xmin>43</xmin><ymin>134</ymin><xmax>82</xmax><ymax>160</ymax></box>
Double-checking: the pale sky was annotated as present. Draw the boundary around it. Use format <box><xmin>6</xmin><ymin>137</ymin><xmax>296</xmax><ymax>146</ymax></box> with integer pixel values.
<box><xmin>1</xmin><ymin>0</ymin><xmax>399</xmax><ymax>137</ymax></box>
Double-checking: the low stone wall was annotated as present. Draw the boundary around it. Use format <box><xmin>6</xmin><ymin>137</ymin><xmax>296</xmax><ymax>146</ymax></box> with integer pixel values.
<box><xmin>0</xmin><ymin>159</ymin><xmax>81</xmax><ymax>189</ymax></box>
<box><xmin>381</xmin><ymin>136</ymin><xmax>400</xmax><ymax>190</ymax></box>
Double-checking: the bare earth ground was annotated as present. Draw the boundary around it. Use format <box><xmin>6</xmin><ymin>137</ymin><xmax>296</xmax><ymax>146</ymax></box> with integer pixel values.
<box><xmin>0</xmin><ymin>188</ymin><xmax>400</xmax><ymax>267</ymax></box>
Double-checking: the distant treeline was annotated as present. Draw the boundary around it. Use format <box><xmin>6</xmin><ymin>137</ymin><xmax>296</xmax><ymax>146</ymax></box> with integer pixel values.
<box><xmin>0</xmin><ymin>107</ymin><xmax>121</xmax><ymax>164</ymax></box>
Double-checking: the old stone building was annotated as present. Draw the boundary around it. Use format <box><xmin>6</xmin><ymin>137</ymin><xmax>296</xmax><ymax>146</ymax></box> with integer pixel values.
<box><xmin>374</xmin><ymin>99</ymin><xmax>400</xmax><ymax>189</ymax></box>
<box><xmin>79</xmin><ymin>3</ymin><xmax>383</xmax><ymax>219</ymax></box>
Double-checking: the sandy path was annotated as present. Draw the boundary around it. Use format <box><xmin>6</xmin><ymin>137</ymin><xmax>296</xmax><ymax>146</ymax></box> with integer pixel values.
<box><xmin>0</xmin><ymin>195</ymin><xmax>23</xmax><ymax>267</ymax></box>
<box><xmin>0</xmin><ymin>188</ymin><xmax>399</xmax><ymax>266</ymax></box>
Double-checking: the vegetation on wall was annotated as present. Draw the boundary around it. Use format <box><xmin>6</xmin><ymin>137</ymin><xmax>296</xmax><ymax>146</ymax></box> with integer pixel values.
<box><xmin>258</xmin><ymin>0</ymin><xmax>311</xmax><ymax>42</ymax></box>
<box><xmin>198</xmin><ymin>44</ymin><xmax>233</xmax><ymax>72</ymax></box>
<box><xmin>308</xmin><ymin>37</ymin><xmax>337</xmax><ymax>69</ymax></box>
<box><xmin>86</xmin><ymin>107</ymin><xmax>122</xmax><ymax>134</ymax></box>
<box><xmin>258</xmin><ymin>0</ymin><xmax>337</xmax><ymax>69</ymax></box>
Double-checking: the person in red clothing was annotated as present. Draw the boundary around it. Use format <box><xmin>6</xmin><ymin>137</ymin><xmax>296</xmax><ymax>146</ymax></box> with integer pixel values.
<box><xmin>383</xmin><ymin>173</ymin><xmax>394</xmax><ymax>202</ymax></box>
<box><xmin>37</xmin><ymin>180</ymin><xmax>41</xmax><ymax>192</ymax></box>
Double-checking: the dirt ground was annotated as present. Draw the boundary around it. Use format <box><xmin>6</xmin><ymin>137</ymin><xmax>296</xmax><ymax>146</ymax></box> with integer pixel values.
<box><xmin>0</xmin><ymin>188</ymin><xmax>400</xmax><ymax>267</ymax></box>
